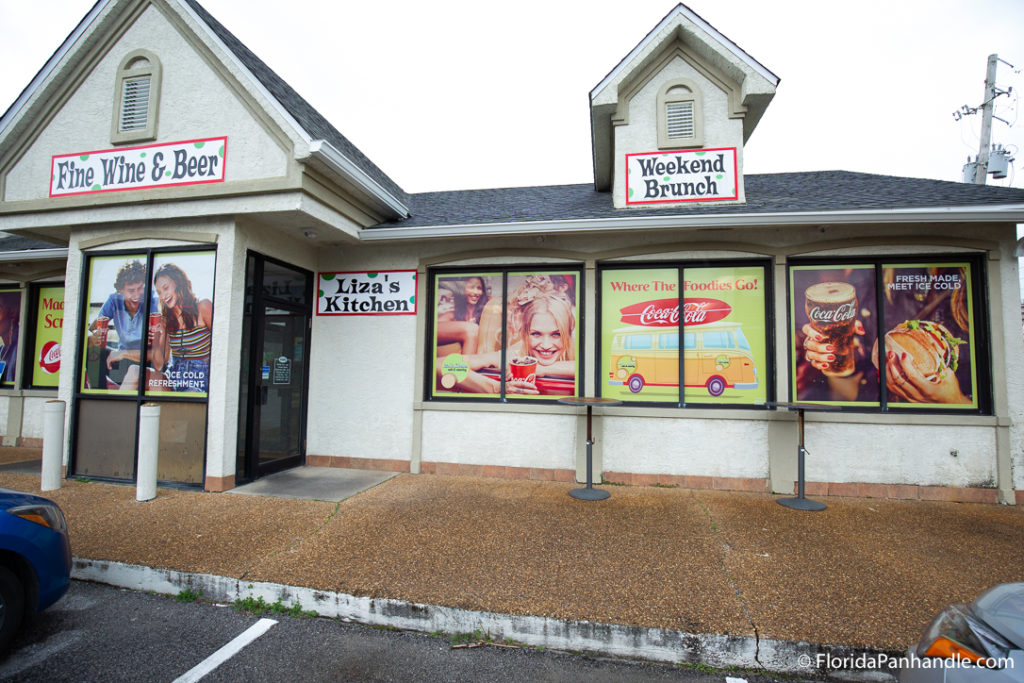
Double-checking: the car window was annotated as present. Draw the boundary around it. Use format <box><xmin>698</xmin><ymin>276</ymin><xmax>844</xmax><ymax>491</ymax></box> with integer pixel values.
<box><xmin>625</xmin><ymin>334</ymin><xmax>652</xmax><ymax>350</ymax></box>
<box><xmin>736</xmin><ymin>327</ymin><xmax>752</xmax><ymax>352</ymax></box>
<box><xmin>659</xmin><ymin>333</ymin><xmax>679</xmax><ymax>350</ymax></box>
<box><xmin>683</xmin><ymin>333</ymin><xmax>696</xmax><ymax>349</ymax></box>
<box><xmin>703</xmin><ymin>331</ymin><xmax>727</xmax><ymax>348</ymax></box>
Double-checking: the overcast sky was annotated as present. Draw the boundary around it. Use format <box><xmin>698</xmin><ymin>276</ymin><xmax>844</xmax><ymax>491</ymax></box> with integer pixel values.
<box><xmin>1</xmin><ymin>0</ymin><xmax>1023</xmax><ymax>194</ymax></box>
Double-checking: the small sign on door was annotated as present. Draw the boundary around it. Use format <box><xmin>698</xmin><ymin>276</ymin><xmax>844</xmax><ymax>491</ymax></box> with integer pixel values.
<box><xmin>273</xmin><ymin>356</ymin><xmax>291</xmax><ymax>385</ymax></box>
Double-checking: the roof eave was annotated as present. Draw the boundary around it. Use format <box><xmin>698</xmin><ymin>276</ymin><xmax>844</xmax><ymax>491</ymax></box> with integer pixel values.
<box><xmin>0</xmin><ymin>247</ymin><xmax>69</xmax><ymax>263</ymax></box>
<box><xmin>307</xmin><ymin>140</ymin><xmax>409</xmax><ymax>220</ymax></box>
<box><xmin>361</xmin><ymin>204</ymin><xmax>1024</xmax><ymax>241</ymax></box>
<box><xmin>0</xmin><ymin>0</ymin><xmax>110</xmax><ymax>139</ymax></box>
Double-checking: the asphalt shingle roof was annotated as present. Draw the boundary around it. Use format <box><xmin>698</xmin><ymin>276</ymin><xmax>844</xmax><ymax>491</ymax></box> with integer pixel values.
<box><xmin>182</xmin><ymin>0</ymin><xmax>408</xmax><ymax>205</ymax></box>
<box><xmin>371</xmin><ymin>171</ymin><xmax>1024</xmax><ymax>229</ymax></box>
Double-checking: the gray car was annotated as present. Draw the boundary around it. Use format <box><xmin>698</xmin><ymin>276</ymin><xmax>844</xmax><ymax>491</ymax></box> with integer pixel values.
<box><xmin>900</xmin><ymin>583</ymin><xmax>1024</xmax><ymax>682</ymax></box>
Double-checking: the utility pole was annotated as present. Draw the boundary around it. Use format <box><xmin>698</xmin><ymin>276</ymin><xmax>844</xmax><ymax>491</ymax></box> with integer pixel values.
<box><xmin>957</xmin><ymin>54</ymin><xmax>1015</xmax><ymax>184</ymax></box>
<box><xmin>975</xmin><ymin>54</ymin><xmax>999</xmax><ymax>185</ymax></box>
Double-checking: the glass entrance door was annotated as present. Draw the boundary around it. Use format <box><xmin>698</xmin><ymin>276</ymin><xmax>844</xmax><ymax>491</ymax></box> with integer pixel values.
<box><xmin>237</xmin><ymin>254</ymin><xmax>312</xmax><ymax>482</ymax></box>
<box><xmin>255</xmin><ymin>305</ymin><xmax>306</xmax><ymax>474</ymax></box>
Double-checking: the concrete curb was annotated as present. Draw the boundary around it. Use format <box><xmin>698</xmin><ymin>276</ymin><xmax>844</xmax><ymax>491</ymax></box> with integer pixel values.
<box><xmin>72</xmin><ymin>557</ymin><xmax>896</xmax><ymax>677</ymax></box>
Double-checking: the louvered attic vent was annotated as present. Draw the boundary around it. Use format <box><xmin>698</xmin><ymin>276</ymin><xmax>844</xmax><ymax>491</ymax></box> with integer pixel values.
<box><xmin>120</xmin><ymin>76</ymin><xmax>151</xmax><ymax>132</ymax></box>
<box><xmin>666</xmin><ymin>101</ymin><xmax>695</xmax><ymax>139</ymax></box>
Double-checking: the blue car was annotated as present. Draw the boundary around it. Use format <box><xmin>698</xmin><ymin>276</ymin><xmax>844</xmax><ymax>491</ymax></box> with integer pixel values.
<box><xmin>0</xmin><ymin>488</ymin><xmax>72</xmax><ymax>651</ymax></box>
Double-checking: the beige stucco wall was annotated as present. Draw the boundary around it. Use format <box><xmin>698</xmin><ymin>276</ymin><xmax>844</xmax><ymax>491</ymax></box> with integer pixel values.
<box><xmin>603</xmin><ymin>415</ymin><xmax>769</xmax><ymax>478</ymax></box>
<box><xmin>3</xmin><ymin>3</ymin><xmax>290</xmax><ymax>203</ymax></box>
<box><xmin>303</xmin><ymin>222</ymin><xmax>1021</xmax><ymax>499</ymax></box>
<box><xmin>612</xmin><ymin>55</ymin><xmax>745</xmax><ymax>208</ymax></box>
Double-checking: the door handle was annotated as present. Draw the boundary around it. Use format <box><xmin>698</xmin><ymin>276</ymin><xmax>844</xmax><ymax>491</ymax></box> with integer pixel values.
<box><xmin>261</xmin><ymin>385</ymin><xmax>269</xmax><ymax>405</ymax></box>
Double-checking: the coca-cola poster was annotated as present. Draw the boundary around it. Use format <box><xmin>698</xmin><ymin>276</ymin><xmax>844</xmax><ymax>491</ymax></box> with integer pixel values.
<box><xmin>430</xmin><ymin>270</ymin><xmax>579</xmax><ymax>399</ymax></box>
<box><xmin>81</xmin><ymin>253</ymin><xmax>153</xmax><ymax>394</ymax></box>
<box><xmin>31</xmin><ymin>285</ymin><xmax>63</xmax><ymax>388</ymax></box>
<box><xmin>790</xmin><ymin>265</ymin><xmax>879</xmax><ymax>405</ymax></box>
<box><xmin>600</xmin><ymin>265</ymin><xmax>768</xmax><ymax>405</ymax></box>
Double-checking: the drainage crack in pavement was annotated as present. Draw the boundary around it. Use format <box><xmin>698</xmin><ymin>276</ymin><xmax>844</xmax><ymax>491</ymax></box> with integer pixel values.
<box><xmin>697</xmin><ymin>498</ymin><xmax>762</xmax><ymax>668</ymax></box>
<box><xmin>238</xmin><ymin>500</ymin><xmax>343</xmax><ymax>581</ymax></box>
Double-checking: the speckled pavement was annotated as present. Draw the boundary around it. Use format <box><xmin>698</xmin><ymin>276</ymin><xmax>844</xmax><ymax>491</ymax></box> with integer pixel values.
<box><xmin>0</xmin><ymin>466</ymin><xmax>1021</xmax><ymax>654</ymax></box>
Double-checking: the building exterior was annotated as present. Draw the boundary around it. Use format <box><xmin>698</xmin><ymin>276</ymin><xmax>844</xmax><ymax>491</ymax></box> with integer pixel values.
<box><xmin>1</xmin><ymin>1</ymin><xmax>1023</xmax><ymax>504</ymax></box>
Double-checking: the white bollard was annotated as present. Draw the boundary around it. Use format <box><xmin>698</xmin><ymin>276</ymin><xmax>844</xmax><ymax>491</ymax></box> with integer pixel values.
<box><xmin>136</xmin><ymin>403</ymin><xmax>161</xmax><ymax>502</ymax></box>
<box><xmin>40</xmin><ymin>400</ymin><xmax>66</xmax><ymax>491</ymax></box>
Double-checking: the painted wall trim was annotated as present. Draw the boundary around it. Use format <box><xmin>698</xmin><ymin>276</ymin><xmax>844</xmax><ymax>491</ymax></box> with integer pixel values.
<box><xmin>78</xmin><ymin>230</ymin><xmax>218</xmax><ymax>250</ymax></box>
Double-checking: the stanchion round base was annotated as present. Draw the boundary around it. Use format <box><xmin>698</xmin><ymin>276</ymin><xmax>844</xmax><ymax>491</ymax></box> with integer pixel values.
<box><xmin>777</xmin><ymin>496</ymin><xmax>826</xmax><ymax>511</ymax></box>
<box><xmin>570</xmin><ymin>487</ymin><xmax>610</xmax><ymax>501</ymax></box>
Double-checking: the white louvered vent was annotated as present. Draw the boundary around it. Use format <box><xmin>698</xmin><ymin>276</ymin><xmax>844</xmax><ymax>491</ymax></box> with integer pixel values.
<box><xmin>666</xmin><ymin>101</ymin><xmax>695</xmax><ymax>139</ymax></box>
<box><xmin>120</xmin><ymin>76</ymin><xmax>151</xmax><ymax>132</ymax></box>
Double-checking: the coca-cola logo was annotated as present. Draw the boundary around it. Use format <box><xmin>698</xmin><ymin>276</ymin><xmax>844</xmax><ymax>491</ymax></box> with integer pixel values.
<box><xmin>807</xmin><ymin>303</ymin><xmax>856</xmax><ymax>323</ymax></box>
<box><xmin>620</xmin><ymin>298</ymin><xmax>732</xmax><ymax>327</ymax></box>
<box><xmin>39</xmin><ymin>341</ymin><xmax>61</xmax><ymax>374</ymax></box>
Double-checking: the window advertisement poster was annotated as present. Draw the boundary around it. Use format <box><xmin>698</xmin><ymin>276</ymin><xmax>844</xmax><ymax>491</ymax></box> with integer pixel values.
<box><xmin>601</xmin><ymin>268</ymin><xmax>680</xmax><ymax>403</ymax></box>
<box><xmin>790</xmin><ymin>265</ymin><xmax>879</xmax><ymax>406</ymax></box>
<box><xmin>432</xmin><ymin>273</ymin><xmax>504</xmax><ymax>397</ymax></box>
<box><xmin>0</xmin><ymin>290</ymin><xmax>21</xmax><ymax>386</ymax></box>
<box><xmin>145</xmin><ymin>251</ymin><xmax>215</xmax><ymax>397</ymax></box>
<box><xmin>682</xmin><ymin>266</ymin><xmax>767</xmax><ymax>405</ymax></box>
<box><xmin>81</xmin><ymin>254</ymin><xmax>155</xmax><ymax>393</ymax></box>
<box><xmin>32</xmin><ymin>286</ymin><xmax>64</xmax><ymax>387</ymax></box>
<box><xmin>878</xmin><ymin>263</ymin><xmax>977</xmax><ymax>408</ymax></box>
<box><xmin>504</xmin><ymin>272</ymin><xmax>579</xmax><ymax>399</ymax></box>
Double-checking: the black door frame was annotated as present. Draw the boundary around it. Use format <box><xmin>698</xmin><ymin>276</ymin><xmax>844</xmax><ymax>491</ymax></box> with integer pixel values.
<box><xmin>237</xmin><ymin>252</ymin><xmax>312</xmax><ymax>483</ymax></box>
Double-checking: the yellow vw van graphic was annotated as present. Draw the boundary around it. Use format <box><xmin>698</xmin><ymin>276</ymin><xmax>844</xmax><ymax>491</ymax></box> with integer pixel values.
<box><xmin>608</xmin><ymin>321</ymin><xmax>758</xmax><ymax>396</ymax></box>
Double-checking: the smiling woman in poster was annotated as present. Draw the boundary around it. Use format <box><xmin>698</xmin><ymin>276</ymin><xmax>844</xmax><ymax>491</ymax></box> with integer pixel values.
<box><xmin>435</xmin><ymin>288</ymin><xmax>576</xmax><ymax>396</ymax></box>
<box><xmin>435</xmin><ymin>276</ymin><xmax>491</xmax><ymax>355</ymax></box>
<box><xmin>149</xmin><ymin>263</ymin><xmax>213</xmax><ymax>394</ymax></box>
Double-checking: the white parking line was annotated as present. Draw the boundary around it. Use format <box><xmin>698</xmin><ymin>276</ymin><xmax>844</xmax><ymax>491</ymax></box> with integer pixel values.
<box><xmin>172</xmin><ymin>618</ymin><xmax>278</xmax><ymax>683</ymax></box>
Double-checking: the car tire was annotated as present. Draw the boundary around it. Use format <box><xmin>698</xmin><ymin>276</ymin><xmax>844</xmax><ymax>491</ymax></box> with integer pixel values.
<box><xmin>706</xmin><ymin>376</ymin><xmax>726</xmax><ymax>397</ymax></box>
<box><xmin>0</xmin><ymin>565</ymin><xmax>25</xmax><ymax>653</ymax></box>
<box><xmin>627</xmin><ymin>375</ymin><xmax>645</xmax><ymax>393</ymax></box>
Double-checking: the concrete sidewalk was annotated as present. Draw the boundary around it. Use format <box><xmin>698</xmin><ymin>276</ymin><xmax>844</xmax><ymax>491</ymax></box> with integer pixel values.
<box><xmin>0</xmin><ymin>465</ymin><xmax>1021</xmax><ymax>674</ymax></box>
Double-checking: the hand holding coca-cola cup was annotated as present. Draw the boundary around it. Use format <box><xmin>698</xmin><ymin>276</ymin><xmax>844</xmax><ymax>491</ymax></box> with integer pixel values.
<box><xmin>802</xmin><ymin>282</ymin><xmax>864</xmax><ymax>377</ymax></box>
<box><xmin>506</xmin><ymin>355</ymin><xmax>540</xmax><ymax>394</ymax></box>
<box><xmin>93</xmin><ymin>316</ymin><xmax>110</xmax><ymax>349</ymax></box>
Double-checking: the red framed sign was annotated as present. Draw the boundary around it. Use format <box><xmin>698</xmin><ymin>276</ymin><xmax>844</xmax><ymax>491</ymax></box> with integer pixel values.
<box><xmin>317</xmin><ymin>270</ymin><xmax>417</xmax><ymax>316</ymax></box>
<box><xmin>50</xmin><ymin>136</ymin><xmax>227</xmax><ymax>197</ymax></box>
<box><xmin>625</xmin><ymin>147</ymin><xmax>738</xmax><ymax>205</ymax></box>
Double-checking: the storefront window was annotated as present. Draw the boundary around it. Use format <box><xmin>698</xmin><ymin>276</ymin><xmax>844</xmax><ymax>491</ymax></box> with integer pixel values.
<box><xmin>27</xmin><ymin>284</ymin><xmax>64</xmax><ymax>389</ymax></box>
<box><xmin>788</xmin><ymin>257</ymin><xmax>986</xmax><ymax>411</ymax></box>
<box><xmin>0</xmin><ymin>289</ymin><xmax>22</xmax><ymax>387</ymax></box>
<box><xmin>80</xmin><ymin>253</ymin><xmax>153</xmax><ymax>394</ymax></box>
<box><xmin>428</xmin><ymin>268</ymin><xmax>581</xmax><ymax>400</ymax></box>
<box><xmin>599</xmin><ymin>262</ymin><xmax>771</xmax><ymax>407</ymax></box>
<box><xmin>145</xmin><ymin>251</ymin><xmax>215</xmax><ymax>397</ymax></box>
<box><xmin>74</xmin><ymin>248</ymin><xmax>216</xmax><ymax>484</ymax></box>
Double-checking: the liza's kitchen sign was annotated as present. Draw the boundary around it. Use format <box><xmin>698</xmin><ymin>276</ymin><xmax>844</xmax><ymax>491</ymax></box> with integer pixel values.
<box><xmin>50</xmin><ymin>137</ymin><xmax>227</xmax><ymax>197</ymax></box>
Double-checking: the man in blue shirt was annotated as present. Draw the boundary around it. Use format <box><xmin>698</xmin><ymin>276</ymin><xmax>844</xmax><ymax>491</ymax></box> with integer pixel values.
<box><xmin>88</xmin><ymin>260</ymin><xmax>159</xmax><ymax>391</ymax></box>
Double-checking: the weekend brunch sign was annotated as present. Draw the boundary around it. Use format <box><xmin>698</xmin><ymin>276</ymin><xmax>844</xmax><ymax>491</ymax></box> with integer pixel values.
<box><xmin>50</xmin><ymin>137</ymin><xmax>227</xmax><ymax>197</ymax></box>
<box><xmin>625</xmin><ymin>147</ymin><xmax>738</xmax><ymax>205</ymax></box>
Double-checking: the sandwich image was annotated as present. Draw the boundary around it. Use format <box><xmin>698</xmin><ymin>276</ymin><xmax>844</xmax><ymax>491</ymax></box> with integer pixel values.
<box><xmin>882</xmin><ymin>320</ymin><xmax>966</xmax><ymax>381</ymax></box>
